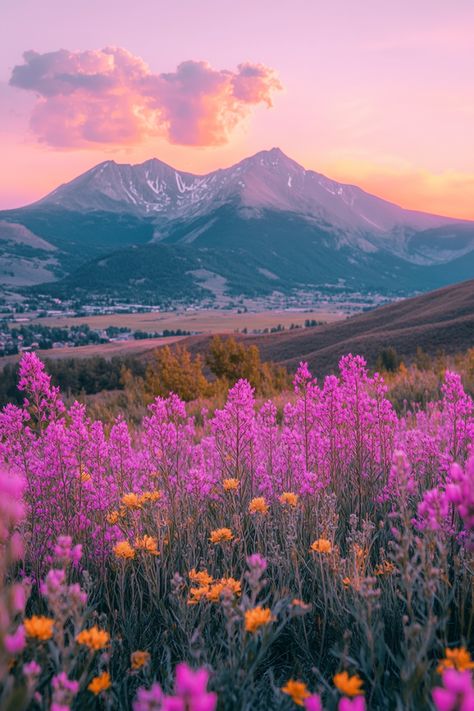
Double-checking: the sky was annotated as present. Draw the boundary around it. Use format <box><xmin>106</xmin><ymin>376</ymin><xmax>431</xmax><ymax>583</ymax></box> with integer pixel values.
<box><xmin>1</xmin><ymin>0</ymin><xmax>474</xmax><ymax>218</ymax></box>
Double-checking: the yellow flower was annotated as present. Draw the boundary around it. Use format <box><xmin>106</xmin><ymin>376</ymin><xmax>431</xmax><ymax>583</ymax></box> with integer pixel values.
<box><xmin>121</xmin><ymin>493</ymin><xmax>142</xmax><ymax>509</ymax></box>
<box><xmin>281</xmin><ymin>679</ymin><xmax>310</xmax><ymax>706</ymax></box>
<box><xmin>248</xmin><ymin>497</ymin><xmax>269</xmax><ymax>515</ymax></box>
<box><xmin>342</xmin><ymin>577</ymin><xmax>352</xmax><ymax>588</ymax></box>
<box><xmin>80</xmin><ymin>470</ymin><xmax>91</xmax><ymax>483</ymax></box>
<box><xmin>244</xmin><ymin>606</ymin><xmax>275</xmax><ymax>633</ymax></box>
<box><xmin>88</xmin><ymin>671</ymin><xmax>111</xmax><ymax>695</ymax></box>
<box><xmin>131</xmin><ymin>650</ymin><xmax>151</xmax><ymax>670</ymax></box>
<box><xmin>209</xmin><ymin>528</ymin><xmax>234</xmax><ymax>544</ymax></box>
<box><xmin>333</xmin><ymin>671</ymin><xmax>364</xmax><ymax>697</ymax></box>
<box><xmin>76</xmin><ymin>625</ymin><xmax>110</xmax><ymax>651</ymax></box>
<box><xmin>279</xmin><ymin>492</ymin><xmax>299</xmax><ymax>508</ymax></box>
<box><xmin>24</xmin><ymin>615</ymin><xmax>54</xmax><ymax>641</ymax></box>
<box><xmin>223</xmin><ymin>478</ymin><xmax>239</xmax><ymax>491</ymax></box>
<box><xmin>374</xmin><ymin>560</ymin><xmax>395</xmax><ymax>576</ymax></box>
<box><xmin>189</xmin><ymin>568</ymin><xmax>214</xmax><ymax>586</ymax></box>
<box><xmin>107</xmin><ymin>510</ymin><xmax>120</xmax><ymax>525</ymax></box>
<box><xmin>114</xmin><ymin>540</ymin><xmax>136</xmax><ymax>560</ymax></box>
<box><xmin>437</xmin><ymin>647</ymin><xmax>474</xmax><ymax>674</ymax></box>
<box><xmin>310</xmin><ymin>538</ymin><xmax>332</xmax><ymax>554</ymax></box>
<box><xmin>135</xmin><ymin>535</ymin><xmax>160</xmax><ymax>556</ymax></box>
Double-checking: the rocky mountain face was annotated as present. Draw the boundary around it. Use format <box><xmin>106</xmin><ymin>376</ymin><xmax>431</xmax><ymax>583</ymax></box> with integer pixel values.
<box><xmin>0</xmin><ymin>148</ymin><xmax>472</xmax><ymax>301</ymax></box>
<box><xmin>38</xmin><ymin>147</ymin><xmax>451</xmax><ymax>231</ymax></box>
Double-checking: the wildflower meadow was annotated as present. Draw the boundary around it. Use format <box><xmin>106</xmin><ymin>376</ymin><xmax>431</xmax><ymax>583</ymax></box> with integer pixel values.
<box><xmin>0</xmin><ymin>351</ymin><xmax>473</xmax><ymax>710</ymax></box>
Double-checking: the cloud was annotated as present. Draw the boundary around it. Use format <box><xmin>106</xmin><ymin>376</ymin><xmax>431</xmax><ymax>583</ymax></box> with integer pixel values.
<box><xmin>9</xmin><ymin>48</ymin><xmax>282</xmax><ymax>148</ymax></box>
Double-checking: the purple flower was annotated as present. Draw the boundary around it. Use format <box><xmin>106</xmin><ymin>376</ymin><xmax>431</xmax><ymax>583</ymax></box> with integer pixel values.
<box><xmin>133</xmin><ymin>683</ymin><xmax>164</xmax><ymax>711</ymax></box>
<box><xmin>4</xmin><ymin>625</ymin><xmax>25</xmax><ymax>654</ymax></box>
<box><xmin>134</xmin><ymin>665</ymin><xmax>216</xmax><ymax>711</ymax></box>
<box><xmin>174</xmin><ymin>664</ymin><xmax>217</xmax><ymax>711</ymax></box>
<box><xmin>338</xmin><ymin>697</ymin><xmax>366</xmax><ymax>711</ymax></box>
<box><xmin>246</xmin><ymin>553</ymin><xmax>267</xmax><ymax>572</ymax></box>
<box><xmin>304</xmin><ymin>694</ymin><xmax>323</xmax><ymax>711</ymax></box>
<box><xmin>432</xmin><ymin>670</ymin><xmax>474</xmax><ymax>711</ymax></box>
<box><xmin>23</xmin><ymin>660</ymin><xmax>41</xmax><ymax>677</ymax></box>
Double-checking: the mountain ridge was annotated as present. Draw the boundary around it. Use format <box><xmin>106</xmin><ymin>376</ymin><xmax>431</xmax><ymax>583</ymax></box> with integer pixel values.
<box><xmin>0</xmin><ymin>148</ymin><xmax>473</xmax><ymax>301</ymax></box>
<box><xmin>35</xmin><ymin>148</ymin><xmax>460</xmax><ymax>235</ymax></box>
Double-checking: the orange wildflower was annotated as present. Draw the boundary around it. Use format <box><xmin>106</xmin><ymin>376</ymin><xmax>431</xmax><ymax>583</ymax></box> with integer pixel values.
<box><xmin>310</xmin><ymin>538</ymin><xmax>332</xmax><ymax>554</ymax></box>
<box><xmin>206</xmin><ymin>577</ymin><xmax>241</xmax><ymax>602</ymax></box>
<box><xmin>24</xmin><ymin>616</ymin><xmax>54</xmax><ymax>641</ymax></box>
<box><xmin>121</xmin><ymin>493</ymin><xmax>142</xmax><ymax>509</ymax></box>
<box><xmin>281</xmin><ymin>679</ymin><xmax>310</xmax><ymax>706</ymax></box>
<box><xmin>114</xmin><ymin>540</ymin><xmax>136</xmax><ymax>560</ymax></box>
<box><xmin>135</xmin><ymin>535</ymin><xmax>160</xmax><ymax>556</ymax></box>
<box><xmin>189</xmin><ymin>569</ymin><xmax>214</xmax><ymax>586</ymax></box>
<box><xmin>209</xmin><ymin>528</ymin><xmax>234</xmax><ymax>544</ymax></box>
<box><xmin>88</xmin><ymin>671</ymin><xmax>111</xmax><ymax>695</ymax></box>
<box><xmin>333</xmin><ymin>671</ymin><xmax>364</xmax><ymax>697</ymax></box>
<box><xmin>76</xmin><ymin>626</ymin><xmax>110</xmax><ymax>651</ymax></box>
<box><xmin>374</xmin><ymin>560</ymin><xmax>395</xmax><ymax>576</ymax></box>
<box><xmin>279</xmin><ymin>492</ymin><xmax>299</xmax><ymax>507</ymax></box>
<box><xmin>139</xmin><ymin>490</ymin><xmax>162</xmax><ymax>504</ymax></box>
<box><xmin>244</xmin><ymin>606</ymin><xmax>275</xmax><ymax>633</ymax></box>
<box><xmin>437</xmin><ymin>647</ymin><xmax>474</xmax><ymax>674</ymax></box>
<box><xmin>223</xmin><ymin>478</ymin><xmax>239</xmax><ymax>491</ymax></box>
<box><xmin>131</xmin><ymin>650</ymin><xmax>151</xmax><ymax>670</ymax></box>
<box><xmin>248</xmin><ymin>497</ymin><xmax>269</xmax><ymax>515</ymax></box>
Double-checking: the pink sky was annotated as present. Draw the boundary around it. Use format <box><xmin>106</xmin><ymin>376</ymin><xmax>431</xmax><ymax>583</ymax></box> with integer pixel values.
<box><xmin>1</xmin><ymin>0</ymin><xmax>474</xmax><ymax>218</ymax></box>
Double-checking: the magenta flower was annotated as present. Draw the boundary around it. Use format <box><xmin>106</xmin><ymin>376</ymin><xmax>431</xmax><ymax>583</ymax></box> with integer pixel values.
<box><xmin>4</xmin><ymin>625</ymin><xmax>25</xmax><ymax>654</ymax></box>
<box><xmin>304</xmin><ymin>694</ymin><xmax>323</xmax><ymax>711</ymax></box>
<box><xmin>23</xmin><ymin>660</ymin><xmax>41</xmax><ymax>678</ymax></box>
<box><xmin>134</xmin><ymin>665</ymin><xmax>216</xmax><ymax>711</ymax></box>
<box><xmin>246</xmin><ymin>553</ymin><xmax>268</xmax><ymax>572</ymax></box>
<box><xmin>338</xmin><ymin>697</ymin><xmax>366</xmax><ymax>711</ymax></box>
<box><xmin>133</xmin><ymin>683</ymin><xmax>164</xmax><ymax>711</ymax></box>
<box><xmin>174</xmin><ymin>664</ymin><xmax>217</xmax><ymax>711</ymax></box>
<box><xmin>432</xmin><ymin>670</ymin><xmax>474</xmax><ymax>711</ymax></box>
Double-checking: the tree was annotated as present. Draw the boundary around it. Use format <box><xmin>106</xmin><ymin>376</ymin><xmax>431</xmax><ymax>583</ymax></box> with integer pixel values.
<box><xmin>375</xmin><ymin>346</ymin><xmax>400</xmax><ymax>373</ymax></box>
<box><xmin>144</xmin><ymin>345</ymin><xmax>211</xmax><ymax>401</ymax></box>
<box><xmin>206</xmin><ymin>335</ymin><xmax>289</xmax><ymax>395</ymax></box>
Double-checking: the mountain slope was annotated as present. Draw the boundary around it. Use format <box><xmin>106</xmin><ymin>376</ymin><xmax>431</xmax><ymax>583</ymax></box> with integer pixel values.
<box><xmin>245</xmin><ymin>279</ymin><xmax>474</xmax><ymax>372</ymax></box>
<box><xmin>1</xmin><ymin>148</ymin><xmax>473</xmax><ymax>302</ymax></box>
<box><xmin>36</xmin><ymin>147</ymin><xmax>455</xmax><ymax>236</ymax></box>
<box><xmin>181</xmin><ymin>279</ymin><xmax>474</xmax><ymax>375</ymax></box>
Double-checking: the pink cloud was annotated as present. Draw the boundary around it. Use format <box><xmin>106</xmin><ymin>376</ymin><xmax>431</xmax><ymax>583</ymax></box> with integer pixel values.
<box><xmin>9</xmin><ymin>47</ymin><xmax>282</xmax><ymax>148</ymax></box>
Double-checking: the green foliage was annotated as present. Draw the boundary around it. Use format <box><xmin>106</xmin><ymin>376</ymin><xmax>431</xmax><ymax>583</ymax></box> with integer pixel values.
<box><xmin>375</xmin><ymin>346</ymin><xmax>401</xmax><ymax>373</ymax></box>
<box><xmin>206</xmin><ymin>335</ymin><xmax>290</xmax><ymax>395</ymax></box>
<box><xmin>137</xmin><ymin>338</ymin><xmax>290</xmax><ymax>403</ymax></box>
<box><xmin>0</xmin><ymin>356</ymin><xmax>146</xmax><ymax>408</ymax></box>
<box><xmin>144</xmin><ymin>345</ymin><xmax>213</xmax><ymax>402</ymax></box>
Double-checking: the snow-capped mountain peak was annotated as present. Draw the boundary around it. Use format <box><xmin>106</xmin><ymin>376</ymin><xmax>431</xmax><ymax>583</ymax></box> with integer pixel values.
<box><xmin>37</xmin><ymin>148</ymin><xmax>456</xmax><ymax>235</ymax></box>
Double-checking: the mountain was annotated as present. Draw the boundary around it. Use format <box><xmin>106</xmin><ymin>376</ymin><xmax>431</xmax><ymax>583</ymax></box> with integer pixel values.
<box><xmin>0</xmin><ymin>148</ymin><xmax>473</xmax><ymax>301</ymax></box>
<box><xmin>37</xmin><ymin>148</ymin><xmax>449</xmax><ymax>234</ymax></box>
<box><xmin>182</xmin><ymin>278</ymin><xmax>474</xmax><ymax>375</ymax></box>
